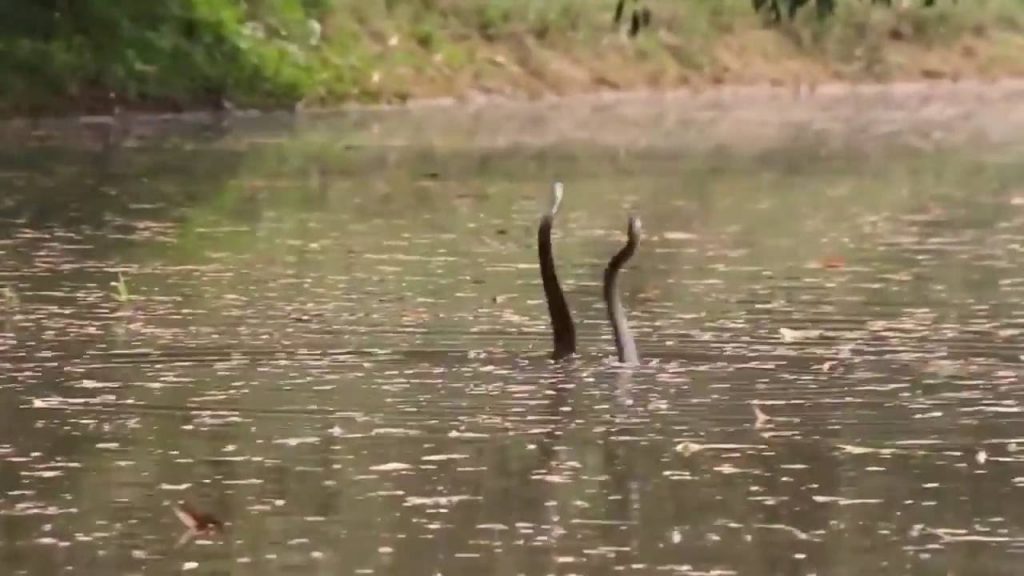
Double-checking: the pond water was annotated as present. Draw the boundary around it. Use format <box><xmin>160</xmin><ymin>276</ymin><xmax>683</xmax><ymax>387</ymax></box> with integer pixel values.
<box><xmin>3</xmin><ymin>85</ymin><xmax>1024</xmax><ymax>575</ymax></box>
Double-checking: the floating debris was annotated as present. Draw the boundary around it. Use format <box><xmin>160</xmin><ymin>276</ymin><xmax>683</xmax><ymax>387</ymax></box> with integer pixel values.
<box><xmin>171</xmin><ymin>502</ymin><xmax>224</xmax><ymax>533</ymax></box>
<box><xmin>369</xmin><ymin>462</ymin><xmax>413</xmax><ymax>472</ymax></box>
<box><xmin>779</xmin><ymin>328</ymin><xmax>823</xmax><ymax>343</ymax></box>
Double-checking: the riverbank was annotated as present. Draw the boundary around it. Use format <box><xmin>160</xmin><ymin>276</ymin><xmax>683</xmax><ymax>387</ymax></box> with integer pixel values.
<box><xmin>4</xmin><ymin>79</ymin><xmax>1024</xmax><ymax>157</ymax></box>
<box><xmin>2</xmin><ymin>1</ymin><xmax>1024</xmax><ymax>118</ymax></box>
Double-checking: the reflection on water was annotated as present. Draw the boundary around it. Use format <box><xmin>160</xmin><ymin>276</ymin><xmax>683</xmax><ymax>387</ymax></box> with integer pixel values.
<box><xmin>3</xmin><ymin>93</ymin><xmax>1024</xmax><ymax>575</ymax></box>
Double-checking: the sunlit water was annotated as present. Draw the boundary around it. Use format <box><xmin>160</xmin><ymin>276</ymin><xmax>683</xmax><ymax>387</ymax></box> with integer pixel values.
<box><xmin>3</xmin><ymin>85</ymin><xmax>1024</xmax><ymax>575</ymax></box>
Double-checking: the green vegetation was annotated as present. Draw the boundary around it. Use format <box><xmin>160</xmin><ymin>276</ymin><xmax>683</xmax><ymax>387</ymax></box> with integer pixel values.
<box><xmin>0</xmin><ymin>0</ymin><xmax>331</xmax><ymax>114</ymax></box>
<box><xmin>2</xmin><ymin>0</ymin><xmax>1024</xmax><ymax>116</ymax></box>
<box><xmin>112</xmin><ymin>272</ymin><xmax>131</xmax><ymax>305</ymax></box>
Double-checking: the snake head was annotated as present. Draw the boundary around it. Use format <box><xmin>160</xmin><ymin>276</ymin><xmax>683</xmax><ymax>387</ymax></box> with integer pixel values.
<box><xmin>627</xmin><ymin>215</ymin><xmax>642</xmax><ymax>241</ymax></box>
<box><xmin>549</xmin><ymin>182</ymin><xmax>564</xmax><ymax>217</ymax></box>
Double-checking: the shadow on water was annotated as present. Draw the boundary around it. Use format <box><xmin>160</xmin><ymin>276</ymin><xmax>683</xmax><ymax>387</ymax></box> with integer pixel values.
<box><xmin>3</xmin><ymin>88</ymin><xmax>1024</xmax><ymax>574</ymax></box>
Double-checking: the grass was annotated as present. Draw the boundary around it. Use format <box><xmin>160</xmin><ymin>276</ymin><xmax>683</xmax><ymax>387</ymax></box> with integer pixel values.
<box><xmin>2</xmin><ymin>0</ymin><xmax>1024</xmax><ymax>116</ymax></box>
<box><xmin>113</xmin><ymin>272</ymin><xmax>131</xmax><ymax>305</ymax></box>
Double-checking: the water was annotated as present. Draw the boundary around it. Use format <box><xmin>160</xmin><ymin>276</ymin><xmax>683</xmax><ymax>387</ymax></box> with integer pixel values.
<box><xmin>3</xmin><ymin>85</ymin><xmax>1024</xmax><ymax>575</ymax></box>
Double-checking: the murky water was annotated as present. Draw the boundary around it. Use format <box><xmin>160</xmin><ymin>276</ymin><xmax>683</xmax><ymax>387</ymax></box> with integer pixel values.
<box><xmin>3</xmin><ymin>86</ymin><xmax>1024</xmax><ymax>575</ymax></box>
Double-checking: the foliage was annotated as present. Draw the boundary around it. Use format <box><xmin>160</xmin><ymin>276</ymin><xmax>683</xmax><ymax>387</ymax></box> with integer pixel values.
<box><xmin>0</xmin><ymin>0</ymin><xmax>326</xmax><ymax>113</ymax></box>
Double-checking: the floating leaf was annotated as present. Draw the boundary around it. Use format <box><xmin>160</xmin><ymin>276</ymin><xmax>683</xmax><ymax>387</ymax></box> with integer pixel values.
<box><xmin>370</xmin><ymin>462</ymin><xmax>413</xmax><ymax>471</ymax></box>
<box><xmin>779</xmin><ymin>328</ymin><xmax>823</xmax><ymax>343</ymax></box>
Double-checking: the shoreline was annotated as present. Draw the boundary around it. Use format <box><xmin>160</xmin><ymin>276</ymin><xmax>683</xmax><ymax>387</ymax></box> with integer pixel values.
<box><xmin>5</xmin><ymin>76</ymin><xmax>1024</xmax><ymax>123</ymax></box>
<box><xmin>3</xmin><ymin>77</ymin><xmax>1023</xmax><ymax>155</ymax></box>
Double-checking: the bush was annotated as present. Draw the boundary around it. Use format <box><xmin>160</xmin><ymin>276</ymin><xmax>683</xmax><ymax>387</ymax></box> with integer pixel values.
<box><xmin>0</xmin><ymin>0</ymin><xmax>321</xmax><ymax>112</ymax></box>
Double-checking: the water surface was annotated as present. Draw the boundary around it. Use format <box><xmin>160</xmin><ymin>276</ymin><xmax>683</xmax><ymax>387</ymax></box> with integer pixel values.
<box><xmin>3</xmin><ymin>86</ymin><xmax>1024</xmax><ymax>575</ymax></box>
